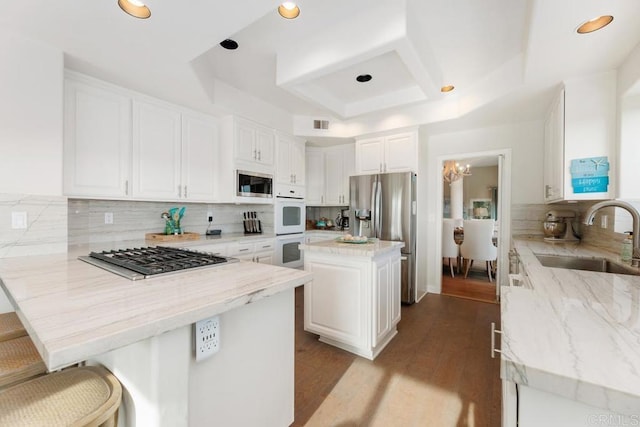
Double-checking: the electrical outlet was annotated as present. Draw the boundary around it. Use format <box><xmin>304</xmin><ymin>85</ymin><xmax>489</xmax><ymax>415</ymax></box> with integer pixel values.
<box><xmin>207</xmin><ymin>211</ymin><xmax>213</xmax><ymax>222</ymax></box>
<box><xmin>194</xmin><ymin>315</ymin><xmax>220</xmax><ymax>361</ymax></box>
<box><xmin>104</xmin><ymin>212</ymin><xmax>114</xmax><ymax>224</ymax></box>
<box><xmin>11</xmin><ymin>212</ymin><xmax>28</xmax><ymax>229</ymax></box>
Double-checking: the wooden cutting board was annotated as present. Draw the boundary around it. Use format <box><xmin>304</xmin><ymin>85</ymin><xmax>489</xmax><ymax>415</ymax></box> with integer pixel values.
<box><xmin>145</xmin><ymin>232</ymin><xmax>201</xmax><ymax>242</ymax></box>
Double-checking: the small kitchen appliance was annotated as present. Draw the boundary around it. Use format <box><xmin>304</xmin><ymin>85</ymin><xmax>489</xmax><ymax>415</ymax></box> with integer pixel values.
<box><xmin>543</xmin><ymin>210</ymin><xmax>579</xmax><ymax>242</ymax></box>
<box><xmin>78</xmin><ymin>246</ymin><xmax>237</xmax><ymax>280</ymax></box>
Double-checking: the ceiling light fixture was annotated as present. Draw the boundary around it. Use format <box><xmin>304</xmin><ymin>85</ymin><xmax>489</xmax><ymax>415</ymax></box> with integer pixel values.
<box><xmin>441</xmin><ymin>85</ymin><xmax>455</xmax><ymax>93</ymax></box>
<box><xmin>278</xmin><ymin>2</ymin><xmax>300</xmax><ymax>19</ymax></box>
<box><xmin>118</xmin><ymin>0</ymin><xmax>151</xmax><ymax>19</ymax></box>
<box><xmin>443</xmin><ymin>160</ymin><xmax>471</xmax><ymax>183</ymax></box>
<box><xmin>356</xmin><ymin>74</ymin><xmax>372</xmax><ymax>83</ymax></box>
<box><xmin>577</xmin><ymin>15</ymin><xmax>613</xmax><ymax>34</ymax></box>
<box><xmin>220</xmin><ymin>39</ymin><xmax>239</xmax><ymax>50</ymax></box>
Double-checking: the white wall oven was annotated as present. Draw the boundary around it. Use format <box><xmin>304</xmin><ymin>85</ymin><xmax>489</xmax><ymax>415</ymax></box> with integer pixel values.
<box><xmin>274</xmin><ymin>197</ymin><xmax>305</xmax><ymax>268</ymax></box>
<box><xmin>274</xmin><ymin>198</ymin><xmax>305</xmax><ymax>235</ymax></box>
<box><xmin>275</xmin><ymin>234</ymin><xmax>305</xmax><ymax>269</ymax></box>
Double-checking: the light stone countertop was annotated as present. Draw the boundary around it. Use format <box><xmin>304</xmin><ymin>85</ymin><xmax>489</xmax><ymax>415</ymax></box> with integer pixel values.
<box><xmin>0</xmin><ymin>243</ymin><xmax>311</xmax><ymax>371</ymax></box>
<box><xmin>300</xmin><ymin>239</ymin><xmax>405</xmax><ymax>257</ymax></box>
<box><xmin>504</xmin><ymin>237</ymin><xmax>640</xmax><ymax>415</ymax></box>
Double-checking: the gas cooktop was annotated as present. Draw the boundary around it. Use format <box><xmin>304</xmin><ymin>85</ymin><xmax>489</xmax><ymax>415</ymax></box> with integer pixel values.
<box><xmin>78</xmin><ymin>246</ymin><xmax>238</xmax><ymax>280</ymax></box>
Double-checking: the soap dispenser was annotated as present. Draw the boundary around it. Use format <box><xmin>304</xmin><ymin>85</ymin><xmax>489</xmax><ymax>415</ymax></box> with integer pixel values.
<box><xmin>622</xmin><ymin>231</ymin><xmax>633</xmax><ymax>262</ymax></box>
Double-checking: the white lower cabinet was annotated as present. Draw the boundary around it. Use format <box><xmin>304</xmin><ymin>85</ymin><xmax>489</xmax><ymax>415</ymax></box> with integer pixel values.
<box><xmin>228</xmin><ymin>239</ymin><xmax>274</xmax><ymax>264</ymax></box>
<box><xmin>304</xmin><ymin>250</ymin><xmax>400</xmax><ymax>359</ymax></box>
<box><xmin>517</xmin><ymin>385</ymin><xmax>633</xmax><ymax>427</ymax></box>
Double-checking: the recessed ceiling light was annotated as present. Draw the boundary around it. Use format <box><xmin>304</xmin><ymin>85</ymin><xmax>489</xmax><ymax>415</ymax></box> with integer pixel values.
<box><xmin>278</xmin><ymin>2</ymin><xmax>300</xmax><ymax>19</ymax></box>
<box><xmin>577</xmin><ymin>15</ymin><xmax>613</xmax><ymax>34</ymax></box>
<box><xmin>220</xmin><ymin>39</ymin><xmax>239</xmax><ymax>50</ymax></box>
<box><xmin>356</xmin><ymin>74</ymin><xmax>372</xmax><ymax>83</ymax></box>
<box><xmin>118</xmin><ymin>0</ymin><xmax>151</xmax><ymax>19</ymax></box>
<box><xmin>441</xmin><ymin>85</ymin><xmax>455</xmax><ymax>93</ymax></box>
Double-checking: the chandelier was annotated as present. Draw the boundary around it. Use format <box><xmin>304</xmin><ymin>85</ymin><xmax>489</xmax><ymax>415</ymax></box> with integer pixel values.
<box><xmin>443</xmin><ymin>160</ymin><xmax>471</xmax><ymax>183</ymax></box>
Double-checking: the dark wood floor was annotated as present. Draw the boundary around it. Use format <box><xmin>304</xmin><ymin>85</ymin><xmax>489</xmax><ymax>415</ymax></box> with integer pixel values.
<box><xmin>293</xmin><ymin>286</ymin><xmax>502</xmax><ymax>426</ymax></box>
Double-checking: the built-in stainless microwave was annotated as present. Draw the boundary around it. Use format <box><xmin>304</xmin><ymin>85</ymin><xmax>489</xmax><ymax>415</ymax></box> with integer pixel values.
<box><xmin>236</xmin><ymin>170</ymin><xmax>273</xmax><ymax>198</ymax></box>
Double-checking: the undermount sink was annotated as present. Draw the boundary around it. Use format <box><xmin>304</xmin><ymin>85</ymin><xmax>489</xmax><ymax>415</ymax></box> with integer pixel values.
<box><xmin>535</xmin><ymin>254</ymin><xmax>640</xmax><ymax>276</ymax></box>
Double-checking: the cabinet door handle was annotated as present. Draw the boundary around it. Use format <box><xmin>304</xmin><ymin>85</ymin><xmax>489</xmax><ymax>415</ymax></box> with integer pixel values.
<box><xmin>293</xmin><ymin>174</ymin><xmax>296</xmax><ymax>183</ymax></box>
<box><xmin>178</xmin><ymin>185</ymin><xmax>182</xmax><ymax>198</ymax></box>
<box><xmin>380</xmin><ymin>163</ymin><xmax>383</xmax><ymax>172</ymax></box>
<box><xmin>491</xmin><ymin>322</ymin><xmax>502</xmax><ymax>359</ymax></box>
<box><xmin>184</xmin><ymin>185</ymin><xmax>188</xmax><ymax>198</ymax></box>
<box><xmin>321</xmin><ymin>195</ymin><xmax>324</xmax><ymax>204</ymax></box>
<box><xmin>253</xmin><ymin>149</ymin><xmax>257</xmax><ymax>160</ymax></box>
<box><xmin>258</xmin><ymin>150</ymin><xmax>261</xmax><ymax>161</ymax></box>
<box><xmin>125</xmin><ymin>180</ymin><xmax>129</xmax><ymax>196</ymax></box>
<box><xmin>239</xmin><ymin>248</ymin><xmax>250</xmax><ymax>252</ymax></box>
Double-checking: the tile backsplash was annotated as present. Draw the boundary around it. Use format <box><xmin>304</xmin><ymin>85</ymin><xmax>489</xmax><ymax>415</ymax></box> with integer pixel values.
<box><xmin>68</xmin><ymin>199</ymin><xmax>274</xmax><ymax>246</ymax></box>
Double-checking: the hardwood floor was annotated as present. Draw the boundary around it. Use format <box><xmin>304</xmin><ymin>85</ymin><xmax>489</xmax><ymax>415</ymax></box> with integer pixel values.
<box><xmin>441</xmin><ymin>263</ymin><xmax>499</xmax><ymax>304</ymax></box>
<box><xmin>293</xmin><ymin>286</ymin><xmax>501</xmax><ymax>427</ymax></box>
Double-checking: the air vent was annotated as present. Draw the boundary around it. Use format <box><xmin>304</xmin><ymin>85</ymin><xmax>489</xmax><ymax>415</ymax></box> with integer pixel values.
<box><xmin>313</xmin><ymin>120</ymin><xmax>329</xmax><ymax>130</ymax></box>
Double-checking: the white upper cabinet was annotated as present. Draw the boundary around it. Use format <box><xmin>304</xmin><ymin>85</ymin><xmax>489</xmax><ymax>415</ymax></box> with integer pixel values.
<box><xmin>233</xmin><ymin>117</ymin><xmax>275</xmax><ymax>172</ymax></box>
<box><xmin>64</xmin><ymin>72</ymin><xmax>220</xmax><ymax>202</ymax></box>
<box><xmin>355</xmin><ymin>137</ymin><xmax>384</xmax><ymax>174</ymax></box>
<box><xmin>132</xmin><ymin>100</ymin><xmax>182</xmax><ymax>200</ymax></box>
<box><xmin>543</xmin><ymin>71</ymin><xmax>616</xmax><ymax>203</ymax></box>
<box><xmin>275</xmin><ymin>132</ymin><xmax>305</xmax><ymax>198</ymax></box>
<box><xmin>305</xmin><ymin>148</ymin><xmax>325</xmax><ymax>205</ymax></box>
<box><xmin>63</xmin><ymin>76</ymin><xmax>132</xmax><ymax>198</ymax></box>
<box><xmin>305</xmin><ymin>144</ymin><xmax>354</xmax><ymax>206</ymax></box>
<box><xmin>355</xmin><ymin>130</ymin><xmax>417</xmax><ymax>174</ymax></box>
<box><xmin>181</xmin><ymin>113</ymin><xmax>219</xmax><ymax>202</ymax></box>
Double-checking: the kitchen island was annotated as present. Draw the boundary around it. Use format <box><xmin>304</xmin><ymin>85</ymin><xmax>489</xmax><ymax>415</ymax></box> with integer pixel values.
<box><xmin>300</xmin><ymin>238</ymin><xmax>404</xmax><ymax>359</ymax></box>
<box><xmin>503</xmin><ymin>237</ymin><xmax>640</xmax><ymax>426</ymax></box>
<box><xmin>0</xmin><ymin>243</ymin><xmax>312</xmax><ymax>427</ymax></box>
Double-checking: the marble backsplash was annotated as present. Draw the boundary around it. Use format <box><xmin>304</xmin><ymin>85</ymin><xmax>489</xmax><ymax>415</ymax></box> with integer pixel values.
<box><xmin>68</xmin><ymin>199</ymin><xmax>274</xmax><ymax>246</ymax></box>
<box><xmin>0</xmin><ymin>194</ymin><xmax>67</xmax><ymax>258</ymax></box>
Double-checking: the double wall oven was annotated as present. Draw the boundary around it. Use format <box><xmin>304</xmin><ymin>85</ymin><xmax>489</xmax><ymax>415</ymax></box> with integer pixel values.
<box><xmin>274</xmin><ymin>197</ymin><xmax>305</xmax><ymax>269</ymax></box>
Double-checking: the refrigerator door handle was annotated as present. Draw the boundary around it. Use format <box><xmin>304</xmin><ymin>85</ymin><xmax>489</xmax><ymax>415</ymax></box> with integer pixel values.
<box><xmin>370</xmin><ymin>180</ymin><xmax>377</xmax><ymax>237</ymax></box>
<box><xmin>375</xmin><ymin>178</ymin><xmax>382</xmax><ymax>239</ymax></box>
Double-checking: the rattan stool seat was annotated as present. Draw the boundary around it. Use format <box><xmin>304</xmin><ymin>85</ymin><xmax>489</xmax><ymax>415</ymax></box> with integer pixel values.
<box><xmin>0</xmin><ymin>312</ymin><xmax>27</xmax><ymax>342</ymax></box>
<box><xmin>0</xmin><ymin>365</ymin><xmax>122</xmax><ymax>427</ymax></box>
<box><xmin>0</xmin><ymin>335</ymin><xmax>47</xmax><ymax>388</ymax></box>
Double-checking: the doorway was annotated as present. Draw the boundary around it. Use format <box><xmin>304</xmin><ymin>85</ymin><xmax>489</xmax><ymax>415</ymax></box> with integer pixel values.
<box><xmin>435</xmin><ymin>150</ymin><xmax>511</xmax><ymax>302</ymax></box>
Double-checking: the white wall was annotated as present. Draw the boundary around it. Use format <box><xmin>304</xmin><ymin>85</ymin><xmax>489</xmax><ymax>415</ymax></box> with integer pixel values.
<box><xmin>417</xmin><ymin>120</ymin><xmax>544</xmax><ymax>294</ymax></box>
<box><xmin>0</xmin><ymin>30</ymin><xmax>64</xmax><ymax>196</ymax></box>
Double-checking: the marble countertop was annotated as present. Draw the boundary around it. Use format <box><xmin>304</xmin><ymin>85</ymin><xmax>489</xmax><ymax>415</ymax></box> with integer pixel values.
<box><xmin>0</xmin><ymin>248</ymin><xmax>311</xmax><ymax>370</ymax></box>
<box><xmin>300</xmin><ymin>239</ymin><xmax>404</xmax><ymax>257</ymax></box>
<box><xmin>504</xmin><ymin>237</ymin><xmax>640</xmax><ymax>415</ymax></box>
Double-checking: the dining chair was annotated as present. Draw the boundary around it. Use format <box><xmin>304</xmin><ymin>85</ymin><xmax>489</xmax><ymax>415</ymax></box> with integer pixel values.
<box><xmin>442</xmin><ymin>219</ymin><xmax>459</xmax><ymax>278</ymax></box>
<box><xmin>460</xmin><ymin>219</ymin><xmax>498</xmax><ymax>281</ymax></box>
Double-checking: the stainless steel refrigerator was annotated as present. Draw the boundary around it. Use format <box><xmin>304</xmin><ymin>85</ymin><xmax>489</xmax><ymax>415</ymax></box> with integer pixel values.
<box><xmin>349</xmin><ymin>172</ymin><xmax>417</xmax><ymax>304</ymax></box>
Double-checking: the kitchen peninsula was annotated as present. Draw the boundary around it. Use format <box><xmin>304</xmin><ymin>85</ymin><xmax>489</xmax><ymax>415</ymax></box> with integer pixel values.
<box><xmin>300</xmin><ymin>238</ymin><xmax>404</xmax><ymax>359</ymax></box>
<box><xmin>0</xmin><ymin>244</ymin><xmax>312</xmax><ymax>427</ymax></box>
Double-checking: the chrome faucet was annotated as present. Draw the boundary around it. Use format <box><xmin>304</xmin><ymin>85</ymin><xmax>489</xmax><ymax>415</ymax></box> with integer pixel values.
<box><xmin>583</xmin><ymin>200</ymin><xmax>640</xmax><ymax>267</ymax></box>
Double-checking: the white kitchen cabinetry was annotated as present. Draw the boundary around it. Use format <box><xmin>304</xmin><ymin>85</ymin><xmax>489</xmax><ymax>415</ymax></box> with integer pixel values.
<box><xmin>305</xmin><ymin>144</ymin><xmax>354</xmax><ymax>206</ymax></box>
<box><xmin>132</xmin><ymin>100</ymin><xmax>182</xmax><ymax>200</ymax></box>
<box><xmin>228</xmin><ymin>239</ymin><xmax>274</xmax><ymax>264</ymax></box>
<box><xmin>64</xmin><ymin>72</ymin><xmax>219</xmax><ymax>202</ymax></box>
<box><xmin>355</xmin><ymin>130</ymin><xmax>417</xmax><ymax>174</ymax></box>
<box><xmin>232</xmin><ymin>117</ymin><xmax>275</xmax><ymax>172</ymax></box>
<box><xmin>180</xmin><ymin>113</ymin><xmax>220</xmax><ymax>202</ymax></box>
<box><xmin>275</xmin><ymin>132</ymin><xmax>305</xmax><ymax>198</ymax></box>
<box><xmin>304</xmin><ymin>231</ymin><xmax>345</xmax><ymax>244</ymax></box>
<box><xmin>132</xmin><ymin>100</ymin><xmax>220</xmax><ymax>202</ymax></box>
<box><xmin>543</xmin><ymin>71</ymin><xmax>616</xmax><ymax>203</ymax></box>
<box><xmin>303</xmin><ymin>249</ymin><xmax>401</xmax><ymax>360</ymax></box>
<box><xmin>63</xmin><ymin>76</ymin><xmax>132</xmax><ymax>198</ymax></box>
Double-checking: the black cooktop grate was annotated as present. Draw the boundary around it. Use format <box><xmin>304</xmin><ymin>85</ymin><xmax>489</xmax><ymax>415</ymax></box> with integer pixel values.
<box><xmin>88</xmin><ymin>246</ymin><xmax>229</xmax><ymax>276</ymax></box>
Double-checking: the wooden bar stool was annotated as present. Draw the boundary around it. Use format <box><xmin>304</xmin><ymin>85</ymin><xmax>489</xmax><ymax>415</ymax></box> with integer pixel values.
<box><xmin>0</xmin><ymin>312</ymin><xmax>27</xmax><ymax>342</ymax></box>
<box><xmin>0</xmin><ymin>335</ymin><xmax>47</xmax><ymax>388</ymax></box>
<box><xmin>0</xmin><ymin>365</ymin><xmax>122</xmax><ymax>427</ymax></box>
<box><xmin>0</xmin><ymin>312</ymin><xmax>46</xmax><ymax>388</ymax></box>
